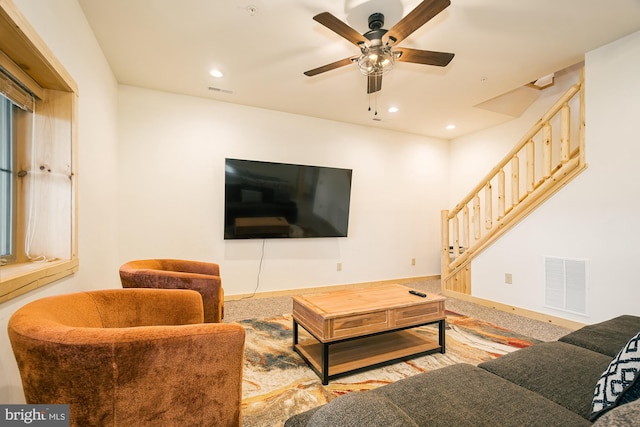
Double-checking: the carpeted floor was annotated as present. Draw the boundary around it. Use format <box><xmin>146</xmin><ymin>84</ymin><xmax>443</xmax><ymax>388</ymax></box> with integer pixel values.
<box><xmin>224</xmin><ymin>278</ymin><xmax>571</xmax><ymax>341</ymax></box>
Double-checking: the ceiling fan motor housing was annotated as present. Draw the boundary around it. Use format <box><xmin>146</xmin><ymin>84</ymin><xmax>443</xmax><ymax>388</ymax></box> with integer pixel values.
<box><xmin>368</xmin><ymin>13</ymin><xmax>385</xmax><ymax>30</ymax></box>
<box><xmin>364</xmin><ymin>13</ymin><xmax>388</xmax><ymax>44</ymax></box>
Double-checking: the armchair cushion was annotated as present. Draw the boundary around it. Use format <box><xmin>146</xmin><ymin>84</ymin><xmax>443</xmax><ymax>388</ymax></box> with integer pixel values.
<box><xmin>120</xmin><ymin>259</ymin><xmax>224</xmax><ymax>322</ymax></box>
<box><xmin>8</xmin><ymin>288</ymin><xmax>245</xmax><ymax>427</ymax></box>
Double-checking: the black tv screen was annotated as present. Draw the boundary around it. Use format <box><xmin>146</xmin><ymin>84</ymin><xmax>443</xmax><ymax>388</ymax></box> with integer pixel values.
<box><xmin>224</xmin><ymin>158</ymin><xmax>352</xmax><ymax>239</ymax></box>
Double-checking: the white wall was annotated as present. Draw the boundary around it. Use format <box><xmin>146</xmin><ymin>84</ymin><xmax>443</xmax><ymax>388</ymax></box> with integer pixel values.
<box><xmin>0</xmin><ymin>0</ymin><xmax>120</xmax><ymax>404</ymax></box>
<box><xmin>117</xmin><ymin>87</ymin><xmax>449</xmax><ymax>295</ymax></box>
<box><xmin>450</xmin><ymin>30</ymin><xmax>640</xmax><ymax>324</ymax></box>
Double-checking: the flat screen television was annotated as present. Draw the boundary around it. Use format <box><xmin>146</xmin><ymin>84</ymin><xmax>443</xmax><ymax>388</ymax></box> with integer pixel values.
<box><xmin>224</xmin><ymin>158</ymin><xmax>352</xmax><ymax>239</ymax></box>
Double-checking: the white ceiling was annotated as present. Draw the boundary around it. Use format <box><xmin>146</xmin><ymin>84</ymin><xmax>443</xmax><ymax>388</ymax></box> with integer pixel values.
<box><xmin>77</xmin><ymin>0</ymin><xmax>640</xmax><ymax>140</ymax></box>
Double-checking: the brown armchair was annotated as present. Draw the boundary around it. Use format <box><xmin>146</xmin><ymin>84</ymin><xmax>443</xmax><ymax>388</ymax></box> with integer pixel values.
<box><xmin>119</xmin><ymin>259</ymin><xmax>224</xmax><ymax>322</ymax></box>
<box><xmin>8</xmin><ymin>288</ymin><xmax>245</xmax><ymax>427</ymax></box>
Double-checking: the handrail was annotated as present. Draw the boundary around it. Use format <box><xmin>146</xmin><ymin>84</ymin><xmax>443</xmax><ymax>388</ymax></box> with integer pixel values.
<box><xmin>449</xmin><ymin>81</ymin><xmax>581</xmax><ymax>218</ymax></box>
<box><xmin>441</xmin><ymin>69</ymin><xmax>586</xmax><ymax>293</ymax></box>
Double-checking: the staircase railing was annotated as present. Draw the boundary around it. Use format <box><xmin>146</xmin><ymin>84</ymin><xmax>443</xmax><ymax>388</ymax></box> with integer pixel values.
<box><xmin>441</xmin><ymin>69</ymin><xmax>586</xmax><ymax>294</ymax></box>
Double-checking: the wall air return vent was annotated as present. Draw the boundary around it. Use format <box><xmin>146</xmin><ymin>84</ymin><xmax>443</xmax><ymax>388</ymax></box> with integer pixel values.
<box><xmin>544</xmin><ymin>256</ymin><xmax>587</xmax><ymax>315</ymax></box>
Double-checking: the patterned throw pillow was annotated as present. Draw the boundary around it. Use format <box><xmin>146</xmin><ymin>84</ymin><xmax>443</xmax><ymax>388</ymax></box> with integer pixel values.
<box><xmin>591</xmin><ymin>332</ymin><xmax>640</xmax><ymax>421</ymax></box>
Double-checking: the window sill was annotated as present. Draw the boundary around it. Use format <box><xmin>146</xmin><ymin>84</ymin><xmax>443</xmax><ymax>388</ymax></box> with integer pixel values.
<box><xmin>0</xmin><ymin>258</ymin><xmax>79</xmax><ymax>303</ymax></box>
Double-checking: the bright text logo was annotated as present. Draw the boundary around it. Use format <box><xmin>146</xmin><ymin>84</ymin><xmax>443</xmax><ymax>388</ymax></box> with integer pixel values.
<box><xmin>1</xmin><ymin>405</ymin><xmax>69</xmax><ymax>426</ymax></box>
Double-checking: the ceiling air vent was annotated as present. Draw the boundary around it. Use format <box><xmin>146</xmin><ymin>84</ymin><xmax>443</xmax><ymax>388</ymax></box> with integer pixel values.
<box><xmin>207</xmin><ymin>87</ymin><xmax>233</xmax><ymax>94</ymax></box>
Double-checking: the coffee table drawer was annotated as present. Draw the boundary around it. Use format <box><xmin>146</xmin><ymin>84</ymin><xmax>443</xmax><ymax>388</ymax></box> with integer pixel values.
<box><xmin>331</xmin><ymin>311</ymin><xmax>388</xmax><ymax>339</ymax></box>
<box><xmin>394</xmin><ymin>301</ymin><xmax>445</xmax><ymax>327</ymax></box>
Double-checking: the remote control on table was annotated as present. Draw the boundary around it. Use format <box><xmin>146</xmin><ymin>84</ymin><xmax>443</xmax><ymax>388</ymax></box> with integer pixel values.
<box><xmin>408</xmin><ymin>290</ymin><xmax>427</xmax><ymax>298</ymax></box>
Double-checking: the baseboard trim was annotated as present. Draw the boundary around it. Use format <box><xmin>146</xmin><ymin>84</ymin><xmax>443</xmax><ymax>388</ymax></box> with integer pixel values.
<box><xmin>225</xmin><ymin>275</ymin><xmax>440</xmax><ymax>301</ymax></box>
<box><xmin>441</xmin><ymin>289</ymin><xmax>586</xmax><ymax>331</ymax></box>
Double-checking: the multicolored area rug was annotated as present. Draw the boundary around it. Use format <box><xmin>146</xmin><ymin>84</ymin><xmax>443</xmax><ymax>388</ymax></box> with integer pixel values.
<box><xmin>239</xmin><ymin>311</ymin><xmax>540</xmax><ymax>427</ymax></box>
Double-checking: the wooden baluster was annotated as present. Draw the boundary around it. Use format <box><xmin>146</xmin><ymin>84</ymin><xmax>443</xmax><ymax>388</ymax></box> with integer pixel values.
<box><xmin>484</xmin><ymin>183</ymin><xmax>492</xmax><ymax>230</ymax></box>
<box><xmin>511</xmin><ymin>155</ymin><xmax>520</xmax><ymax>206</ymax></box>
<box><xmin>526</xmin><ymin>140</ymin><xmax>535</xmax><ymax>192</ymax></box>
<box><xmin>543</xmin><ymin>123</ymin><xmax>552</xmax><ymax>179</ymax></box>
<box><xmin>453</xmin><ymin>216</ymin><xmax>460</xmax><ymax>257</ymax></box>
<box><xmin>561</xmin><ymin>103</ymin><xmax>570</xmax><ymax>163</ymax></box>
<box><xmin>462</xmin><ymin>205</ymin><xmax>469</xmax><ymax>250</ymax></box>
<box><xmin>473</xmin><ymin>195</ymin><xmax>480</xmax><ymax>240</ymax></box>
<box><xmin>497</xmin><ymin>169</ymin><xmax>505</xmax><ymax>218</ymax></box>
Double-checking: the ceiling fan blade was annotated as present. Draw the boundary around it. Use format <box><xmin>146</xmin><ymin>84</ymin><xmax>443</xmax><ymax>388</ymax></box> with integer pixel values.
<box><xmin>396</xmin><ymin>47</ymin><xmax>454</xmax><ymax>67</ymax></box>
<box><xmin>304</xmin><ymin>57</ymin><xmax>357</xmax><ymax>77</ymax></box>
<box><xmin>313</xmin><ymin>12</ymin><xmax>368</xmax><ymax>46</ymax></box>
<box><xmin>384</xmin><ymin>0</ymin><xmax>451</xmax><ymax>45</ymax></box>
<box><xmin>367</xmin><ymin>74</ymin><xmax>383</xmax><ymax>94</ymax></box>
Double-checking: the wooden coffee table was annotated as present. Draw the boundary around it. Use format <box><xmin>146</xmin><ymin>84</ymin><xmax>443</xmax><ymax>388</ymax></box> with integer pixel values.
<box><xmin>292</xmin><ymin>284</ymin><xmax>446</xmax><ymax>384</ymax></box>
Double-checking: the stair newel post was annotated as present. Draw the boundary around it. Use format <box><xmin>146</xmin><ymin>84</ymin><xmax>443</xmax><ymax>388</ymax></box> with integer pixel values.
<box><xmin>579</xmin><ymin>68</ymin><xmax>586</xmax><ymax>167</ymax></box>
<box><xmin>441</xmin><ymin>210</ymin><xmax>451</xmax><ymax>282</ymax></box>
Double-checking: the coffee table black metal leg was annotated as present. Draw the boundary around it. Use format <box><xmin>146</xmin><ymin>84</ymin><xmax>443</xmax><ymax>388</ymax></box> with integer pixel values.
<box><xmin>439</xmin><ymin>318</ymin><xmax>446</xmax><ymax>353</ymax></box>
<box><xmin>293</xmin><ymin>319</ymin><xmax>299</xmax><ymax>347</ymax></box>
<box><xmin>322</xmin><ymin>343</ymin><xmax>329</xmax><ymax>385</ymax></box>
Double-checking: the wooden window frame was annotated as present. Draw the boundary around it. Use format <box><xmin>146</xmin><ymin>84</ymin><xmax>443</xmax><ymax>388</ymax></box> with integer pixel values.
<box><xmin>0</xmin><ymin>0</ymin><xmax>79</xmax><ymax>303</ymax></box>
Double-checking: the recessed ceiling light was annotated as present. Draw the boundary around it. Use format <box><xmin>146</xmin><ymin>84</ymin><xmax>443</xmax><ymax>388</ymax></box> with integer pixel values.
<box><xmin>388</xmin><ymin>106</ymin><xmax>399</xmax><ymax>113</ymax></box>
<box><xmin>210</xmin><ymin>69</ymin><xmax>223</xmax><ymax>78</ymax></box>
<box><xmin>446</xmin><ymin>124</ymin><xmax>456</xmax><ymax>130</ymax></box>
<box><xmin>246</xmin><ymin>5</ymin><xmax>257</xmax><ymax>16</ymax></box>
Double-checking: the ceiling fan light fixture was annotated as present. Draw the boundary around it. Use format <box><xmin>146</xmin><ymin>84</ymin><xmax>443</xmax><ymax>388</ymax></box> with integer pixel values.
<box><xmin>357</xmin><ymin>45</ymin><xmax>395</xmax><ymax>76</ymax></box>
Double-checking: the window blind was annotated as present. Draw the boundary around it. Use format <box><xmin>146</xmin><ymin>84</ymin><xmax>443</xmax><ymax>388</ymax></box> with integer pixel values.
<box><xmin>0</xmin><ymin>68</ymin><xmax>34</xmax><ymax>112</ymax></box>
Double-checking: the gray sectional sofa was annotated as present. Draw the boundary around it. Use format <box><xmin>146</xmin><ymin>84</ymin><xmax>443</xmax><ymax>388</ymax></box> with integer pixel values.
<box><xmin>285</xmin><ymin>315</ymin><xmax>640</xmax><ymax>427</ymax></box>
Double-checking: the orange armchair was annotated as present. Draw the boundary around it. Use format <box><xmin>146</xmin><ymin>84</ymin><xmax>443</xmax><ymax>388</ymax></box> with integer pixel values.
<box><xmin>8</xmin><ymin>288</ymin><xmax>245</xmax><ymax>427</ymax></box>
<box><xmin>119</xmin><ymin>259</ymin><xmax>224</xmax><ymax>322</ymax></box>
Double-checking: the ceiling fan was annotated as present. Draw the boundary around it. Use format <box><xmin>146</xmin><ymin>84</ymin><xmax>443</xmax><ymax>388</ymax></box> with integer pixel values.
<box><xmin>304</xmin><ymin>0</ymin><xmax>455</xmax><ymax>94</ymax></box>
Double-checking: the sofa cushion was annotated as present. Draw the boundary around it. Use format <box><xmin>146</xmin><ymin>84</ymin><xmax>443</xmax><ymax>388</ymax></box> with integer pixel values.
<box><xmin>591</xmin><ymin>332</ymin><xmax>640</xmax><ymax>421</ymax></box>
<box><xmin>592</xmin><ymin>398</ymin><xmax>640</xmax><ymax>426</ymax></box>
<box><xmin>559</xmin><ymin>315</ymin><xmax>640</xmax><ymax>357</ymax></box>
<box><xmin>286</xmin><ymin>363</ymin><xmax>591</xmax><ymax>427</ymax></box>
<box><xmin>479</xmin><ymin>341</ymin><xmax>612</xmax><ymax>419</ymax></box>
<box><xmin>305</xmin><ymin>391</ymin><xmax>418</xmax><ymax>427</ymax></box>
<box><xmin>370</xmin><ymin>363</ymin><xmax>590</xmax><ymax>426</ymax></box>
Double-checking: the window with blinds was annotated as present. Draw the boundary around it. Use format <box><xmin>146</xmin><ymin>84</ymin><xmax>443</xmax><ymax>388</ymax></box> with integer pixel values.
<box><xmin>0</xmin><ymin>0</ymin><xmax>79</xmax><ymax>302</ymax></box>
<box><xmin>0</xmin><ymin>69</ymin><xmax>35</xmax><ymax>265</ymax></box>
<box><xmin>0</xmin><ymin>95</ymin><xmax>13</xmax><ymax>262</ymax></box>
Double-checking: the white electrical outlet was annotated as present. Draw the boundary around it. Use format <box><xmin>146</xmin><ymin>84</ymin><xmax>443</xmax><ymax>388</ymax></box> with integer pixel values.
<box><xmin>337</xmin><ymin>262</ymin><xmax>342</xmax><ymax>272</ymax></box>
<box><xmin>505</xmin><ymin>273</ymin><xmax>513</xmax><ymax>284</ymax></box>
<box><xmin>411</xmin><ymin>258</ymin><xmax>416</xmax><ymax>266</ymax></box>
